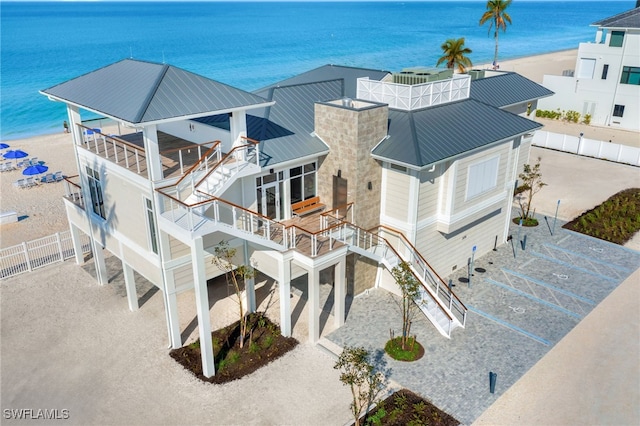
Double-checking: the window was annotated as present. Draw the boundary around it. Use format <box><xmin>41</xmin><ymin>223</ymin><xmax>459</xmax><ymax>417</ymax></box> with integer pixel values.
<box><xmin>601</xmin><ymin>64</ymin><xmax>609</xmax><ymax>80</ymax></box>
<box><xmin>613</xmin><ymin>104</ymin><xmax>625</xmax><ymax>118</ymax></box>
<box><xmin>609</xmin><ymin>31</ymin><xmax>624</xmax><ymax>47</ymax></box>
<box><xmin>144</xmin><ymin>198</ymin><xmax>158</xmax><ymax>254</ymax></box>
<box><xmin>466</xmin><ymin>156</ymin><xmax>499</xmax><ymax>200</ymax></box>
<box><xmin>577</xmin><ymin>58</ymin><xmax>596</xmax><ymax>79</ymax></box>
<box><xmin>85</xmin><ymin>166</ymin><xmax>105</xmax><ymax>219</ymax></box>
<box><xmin>620</xmin><ymin>66</ymin><xmax>640</xmax><ymax>85</ymax></box>
<box><xmin>289</xmin><ymin>162</ymin><xmax>317</xmax><ymax>204</ymax></box>
<box><xmin>389</xmin><ymin>163</ymin><xmax>407</xmax><ymax>173</ymax></box>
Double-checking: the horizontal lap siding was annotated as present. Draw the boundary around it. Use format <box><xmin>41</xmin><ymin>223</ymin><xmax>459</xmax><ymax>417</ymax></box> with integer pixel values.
<box><xmin>417</xmin><ymin>168</ymin><xmax>440</xmax><ymax>221</ymax></box>
<box><xmin>415</xmin><ymin>209</ymin><xmax>506</xmax><ymax>277</ymax></box>
<box><xmin>384</xmin><ymin>168</ymin><xmax>411</xmax><ymax>221</ymax></box>
<box><xmin>169</xmin><ymin>236</ymin><xmax>190</xmax><ymax>259</ymax></box>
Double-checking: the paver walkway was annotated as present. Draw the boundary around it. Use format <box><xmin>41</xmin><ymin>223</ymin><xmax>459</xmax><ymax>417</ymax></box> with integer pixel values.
<box><xmin>325</xmin><ymin>209</ymin><xmax>640</xmax><ymax>425</ymax></box>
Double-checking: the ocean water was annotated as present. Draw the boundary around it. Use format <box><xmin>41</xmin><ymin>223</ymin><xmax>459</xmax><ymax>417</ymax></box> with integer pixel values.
<box><xmin>0</xmin><ymin>1</ymin><xmax>635</xmax><ymax>140</ymax></box>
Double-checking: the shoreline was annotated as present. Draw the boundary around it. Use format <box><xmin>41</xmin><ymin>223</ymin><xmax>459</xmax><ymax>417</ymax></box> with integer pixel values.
<box><xmin>1</xmin><ymin>48</ymin><xmax>638</xmax><ymax>250</ymax></box>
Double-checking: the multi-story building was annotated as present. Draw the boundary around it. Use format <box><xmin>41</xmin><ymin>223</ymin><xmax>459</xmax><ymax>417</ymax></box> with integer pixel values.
<box><xmin>41</xmin><ymin>60</ymin><xmax>551</xmax><ymax>377</ymax></box>
<box><xmin>539</xmin><ymin>5</ymin><xmax>640</xmax><ymax>131</ymax></box>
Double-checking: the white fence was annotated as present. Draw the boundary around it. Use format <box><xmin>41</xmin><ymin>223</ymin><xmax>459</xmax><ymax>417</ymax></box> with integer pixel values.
<box><xmin>0</xmin><ymin>231</ymin><xmax>92</xmax><ymax>279</ymax></box>
<box><xmin>532</xmin><ymin>131</ymin><xmax>640</xmax><ymax>166</ymax></box>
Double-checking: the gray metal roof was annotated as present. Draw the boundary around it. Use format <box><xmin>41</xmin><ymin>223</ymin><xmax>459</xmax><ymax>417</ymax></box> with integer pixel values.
<box><xmin>372</xmin><ymin>98</ymin><xmax>543</xmax><ymax>168</ymax></box>
<box><xmin>592</xmin><ymin>7</ymin><xmax>640</xmax><ymax>29</ymax></box>
<box><xmin>469</xmin><ymin>72</ymin><xmax>554</xmax><ymax>109</ymax></box>
<box><xmin>196</xmin><ymin>80</ymin><xmax>346</xmax><ymax>167</ymax></box>
<box><xmin>41</xmin><ymin>59</ymin><xmax>272</xmax><ymax>124</ymax></box>
<box><xmin>255</xmin><ymin>64</ymin><xmax>391</xmax><ymax>99</ymax></box>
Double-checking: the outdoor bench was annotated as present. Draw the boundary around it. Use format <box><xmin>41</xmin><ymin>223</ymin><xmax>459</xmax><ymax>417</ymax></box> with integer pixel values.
<box><xmin>292</xmin><ymin>196</ymin><xmax>325</xmax><ymax>216</ymax></box>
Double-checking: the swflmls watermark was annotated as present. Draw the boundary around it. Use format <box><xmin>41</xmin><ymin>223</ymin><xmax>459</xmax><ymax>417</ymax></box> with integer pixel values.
<box><xmin>3</xmin><ymin>408</ymin><xmax>70</xmax><ymax>420</ymax></box>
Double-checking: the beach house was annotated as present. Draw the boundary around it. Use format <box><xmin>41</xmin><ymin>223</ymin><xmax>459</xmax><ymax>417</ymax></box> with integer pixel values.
<box><xmin>539</xmin><ymin>5</ymin><xmax>640</xmax><ymax>131</ymax></box>
<box><xmin>41</xmin><ymin>60</ymin><xmax>551</xmax><ymax>377</ymax></box>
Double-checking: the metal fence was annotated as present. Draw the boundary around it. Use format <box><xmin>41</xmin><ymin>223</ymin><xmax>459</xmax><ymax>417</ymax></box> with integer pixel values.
<box><xmin>532</xmin><ymin>131</ymin><xmax>640</xmax><ymax>166</ymax></box>
<box><xmin>0</xmin><ymin>231</ymin><xmax>92</xmax><ymax>279</ymax></box>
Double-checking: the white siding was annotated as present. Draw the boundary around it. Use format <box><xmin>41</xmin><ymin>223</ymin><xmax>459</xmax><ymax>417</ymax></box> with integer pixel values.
<box><xmin>383</xmin><ymin>165</ymin><xmax>411</xmax><ymax>221</ymax></box>
<box><xmin>416</xmin><ymin>167</ymin><xmax>440</xmax><ymax>221</ymax></box>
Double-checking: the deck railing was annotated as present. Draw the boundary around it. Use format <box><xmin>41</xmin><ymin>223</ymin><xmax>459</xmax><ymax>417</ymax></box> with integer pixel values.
<box><xmin>320</xmin><ymin>202</ymin><xmax>355</xmax><ymax>228</ymax></box>
<box><xmin>159</xmin><ymin>141</ymin><xmax>220</xmax><ymax>177</ymax></box>
<box><xmin>78</xmin><ymin>124</ymin><xmax>148</xmax><ymax>178</ymax></box>
<box><xmin>63</xmin><ymin>175</ymin><xmax>84</xmax><ymax>209</ymax></box>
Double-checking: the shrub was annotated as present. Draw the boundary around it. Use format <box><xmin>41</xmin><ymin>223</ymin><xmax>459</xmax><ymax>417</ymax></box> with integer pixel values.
<box><xmin>583</xmin><ymin>113</ymin><xmax>592</xmax><ymax>125</ymax></box>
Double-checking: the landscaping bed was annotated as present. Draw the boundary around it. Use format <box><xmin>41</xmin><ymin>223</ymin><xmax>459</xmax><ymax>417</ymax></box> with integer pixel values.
<box><xmin>563</xmin><ymin>188</ymin><xmax>640</xmax><ymax>245</ymax></box>
<box><xmin>363</xmin><ymin>389</ymin><xmax>460</xmax><ymax>426</ymax></box>
<box><xmin>170</xmin><ymin>312</ymin><xmax>298</xmax><ymax>384</ymax></box>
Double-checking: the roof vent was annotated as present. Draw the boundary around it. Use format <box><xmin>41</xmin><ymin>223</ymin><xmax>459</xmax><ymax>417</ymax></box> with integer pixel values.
<box><xmin>342</xmin><ymin>97</ymin><xmax>353</xmax><ymax>108</ymax></box>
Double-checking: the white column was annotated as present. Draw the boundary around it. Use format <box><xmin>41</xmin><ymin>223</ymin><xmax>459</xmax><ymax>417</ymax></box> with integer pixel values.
<box><xmin>158</xmin><ymin>229</ymin><xmax>182</xmax><ymax>349</ymax></box>
<box><xmin>229</xmin><ymin>110</ymin><xmax>247</xmax><ymax>148</ymax></box>
<box><xmin>334</xmin><ymin>259</ymin><xmax>346</xmax><ymax>328</ymax></box>
<box><xmin>122</xmin><ymin>262</ymin><xmax>138</xmax><ymax>311</ymax></box>
<box><xmin>191</xmin><ymin>237</ymin><xmax>215</xmax><ymax>377</ymax></box>
<box><xmin>308</xmin><ymin>267</ymin><xmax>320</xmax><ymax>344</ymax></box>
<box><xmin>91</xmin><ymin>237</ymin><xmax>108</xmax><ymax>285</ymax></box>
<box><xmin>142</xmin><ymin>125</ymin><xmax>163</xmax><ymax>181</ymax></box>
<box><xmin>278</xmin><ymin>255</ymin><xmax>291</xmax><ymax>337</ymax></box>
<box><xmin>69</xmin><ymin>224</ymin><xmax>84</xmax><ymax>265</ymax></box>
<box><xmin>243</xmin><ymin>241</ymin><xmax>256</xmax><ymax>313</ymax></box>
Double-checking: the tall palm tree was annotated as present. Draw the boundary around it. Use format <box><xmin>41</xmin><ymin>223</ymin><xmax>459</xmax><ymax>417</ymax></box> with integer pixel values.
<box><xmin>436</xmin><ymin>38</ymin><xmax>473</xmax><ymax>73</ymax></box>
<box><xmin>479</xmin><ymin>0</ymin><xmax>512</xmax><ymax>67</ymax></box>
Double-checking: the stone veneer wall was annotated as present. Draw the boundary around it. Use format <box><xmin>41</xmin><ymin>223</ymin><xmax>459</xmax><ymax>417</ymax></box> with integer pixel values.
<box><xmin>314</xmin><ymin>101</ymin><xmax>387</xmax><ymax>230</ymax></box>
<box><xmin>315</xmin><ymin>100</ymin><xmax>388</xmax><ymax>293</ymax></box>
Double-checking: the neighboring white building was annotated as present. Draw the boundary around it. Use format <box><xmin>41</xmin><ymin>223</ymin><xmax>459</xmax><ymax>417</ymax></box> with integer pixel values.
<box><xmin>539</xmin><ymin>5</ymin><xmax>640</xmax><ymax>131</ymax></box>
<box><xmin>41</xmin><ymin>60</ymin><xmax>551</xmax><ymax>377</ymax></box>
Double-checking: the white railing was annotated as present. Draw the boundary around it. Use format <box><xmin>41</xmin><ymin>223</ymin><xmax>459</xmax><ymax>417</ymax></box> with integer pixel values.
<box><xmin>0</xmin><ymin>231</ymin><xmax>92</xmax><ymax>279</ymax></box>
<box><xmin>357</xmin><ymin>74</ymin><xmax>471</xmax><ymax>111</ymax></box>
<box><xmin>532</xmin><ymin>130</ymin><xmax>640</xmax><ymax>166</ymax></box>
<box><xmin>79</xmin><ymin>124</ymin><xmax>148</xmax><ymax>178</ymax></box>
<box><xmin>326</xmin><ymin>222</ymin><xmax>465</xmax><ymax>337</ymax></box>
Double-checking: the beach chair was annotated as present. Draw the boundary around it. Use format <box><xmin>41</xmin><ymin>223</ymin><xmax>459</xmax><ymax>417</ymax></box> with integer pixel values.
<box><xmin>29</xmin><ymin>157</ymin><xmax>39</xmax><ymax>166</ymax></box>
<box><xmin>13</xmin><ymin>178</ymin><xmax>27</xmax><ymax>189</ymax></box>
<box><xmin>26</xmin><ymin>177</ymin><xmax>38</xmax><ymax>187</ymax></box>
<box><xmin>41</xmin><ymin>173</ymin><xmax>55</xmax><ymax>184</ymax></box>
<box><xmin>54</xmin><ymin>171</ymin><xmax>64</xmax><ymax>182</ymax></box>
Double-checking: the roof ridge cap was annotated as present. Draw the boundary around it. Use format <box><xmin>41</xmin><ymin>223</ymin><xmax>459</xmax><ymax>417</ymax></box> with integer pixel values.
<box><xmin>135</xmin><ymin>63</ymin><xmax>170</xmax><ymax>123</ymax></box>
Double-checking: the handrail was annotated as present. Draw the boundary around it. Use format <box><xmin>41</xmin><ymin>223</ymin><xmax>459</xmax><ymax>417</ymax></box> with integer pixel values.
<box><xmin>173</xmin><ymin>141</ymin><xmax>221</xmax><ymax>187</ymax></box>
<box><xmin>320</xmin><ymin>202</ymin><xmax>355</xmax><ymax>227</ymax></box>
<box><xmin>77</xmin><ymin>124</ymin><xmax>144</xmax><ymax>152</ymax></box>
<box><xmin>194</xmin><ymin>142</ymin><xmax>257</xmax><ymax>190</ymax></box>
<box><xmin>328</xmin><ymin>221</ymin><xmax>454</xmax><ymax>324</ymax></box>
<box><xmin>159</xmin><ymin>140</ymin><xmax>217</xmax><ymax>155</ymax></box>
<box><xmin>373</xmin><ymin>225</ymin><xmax>467</xmax><ymax>311</ymax></box>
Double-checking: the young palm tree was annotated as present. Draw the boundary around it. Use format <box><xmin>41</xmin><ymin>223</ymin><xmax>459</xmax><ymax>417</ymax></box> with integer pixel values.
<box><xmin>436</xmin><ymin>38</ymin><xmax>473</xmax><ymax>73</ymax></box>
<box><xmin>479</xmin><ymin>0</ymin><xmax>513</xmax><ymax>68</ymax></box>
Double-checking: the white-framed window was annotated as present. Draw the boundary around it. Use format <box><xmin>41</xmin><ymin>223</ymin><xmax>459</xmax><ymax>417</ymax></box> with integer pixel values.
<box><xmin>289</xmin><ymin>162</ymin><xmax>317</xmax><ymax>204</ymax></box>
<box><xmin>86</xmin><ymin>166</ymin><xmax>105</xmax><ymax>219</ymax></box>
<box><xmin>389</xmin><ymin>163</ymin><xmax>407</xmax><ymax>173</ymax></box>
<box><xmin>144</xmin><ymin>197</ymin><xmax>158</xmax><ymax>255</ymax></box>
<box><xmin>466</xmin><ymin>155</ymin><xmax>499</xmax><ymax>200</ymax></box>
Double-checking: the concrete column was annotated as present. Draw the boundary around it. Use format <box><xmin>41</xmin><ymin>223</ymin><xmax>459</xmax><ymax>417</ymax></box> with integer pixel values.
<box><xmin>229</xmin><ymin>110</ymin><xmax>247</xmax><ymax>148</ymax></box>
<box><xmin>308</xmin><ymin>267</ymin><xmax>320</xmax><ymax>344</ymax></box>
<box><xmin>122</xmin><ymin>262</ymin><xmax>139</xmax><ymax>311</ymax></box>
<box><xmin>164</xmin><ymin>290</ymin><xmax>182</xmax><ymax>348</ymax></box>
<box><xmin>69</xmin><ymin>224</ymin><xmax>84</xmax><ymax>265</ymax></box>
<box><xmin>191</xmin><ymin>237</ymin><xmax>215</xmax><ymax>377</ymax></box>
<box><xmin>334</xmin><ymin>259</ymin><xmax>346</xmax><ymax>328</ymax></box>
<box><xmin>278</xmin><ymin>255</ymin><xmax>291</xmax><ymax>337</ymax></box>
<box><xmin>91</xmin><ymin>237</ymin><xmax>108</xmax><ymax>285</ymax></box>
<box><xmin>243</xmin><ymin>241</ymin><xmax>256</xmax><ymax>313</ymax></box>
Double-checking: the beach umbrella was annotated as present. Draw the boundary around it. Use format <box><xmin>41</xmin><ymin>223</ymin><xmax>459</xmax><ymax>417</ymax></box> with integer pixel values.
<box><xmin>3</xmin><ymin>149</ymin><xmax>28</xmax><ymax>160</ymax></box>
<box><xmin>0</xmin><ymin>143</ymin><xmax>9</xmax><ymax>149</ymax></box>
<box><xmin>22</xmin><ymin>164</ymin><xmax>48</xmax><ymax>176</ymax></box>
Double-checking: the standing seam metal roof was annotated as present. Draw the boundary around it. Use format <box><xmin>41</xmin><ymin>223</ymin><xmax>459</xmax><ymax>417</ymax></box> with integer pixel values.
<box><xmin>373</xmin><ymin>99</ymin><xmax>543</xmax><ymax>168</ymax></box>
<box><xmin>469</xmin><ymin>72</ymin><xmax>554</xmax><ymax>108</ymax></box>
<box><xmin>41</xmin><ymin>59</ymin><xmax>271</xmax><ymax>124</ymax></box>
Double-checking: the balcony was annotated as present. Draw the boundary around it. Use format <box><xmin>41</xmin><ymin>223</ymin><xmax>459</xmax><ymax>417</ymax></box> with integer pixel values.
<box><xmin>78</xmin><ymin>124</ymin><xmax>217</xmax><ymax>181</ymax></box>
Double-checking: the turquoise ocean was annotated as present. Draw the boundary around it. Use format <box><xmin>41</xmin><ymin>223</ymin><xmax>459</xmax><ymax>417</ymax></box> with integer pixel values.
<box><xmin>0</xmin><ymin>1</ymin><xmax>635</xmax><ymax>140</ymax></box>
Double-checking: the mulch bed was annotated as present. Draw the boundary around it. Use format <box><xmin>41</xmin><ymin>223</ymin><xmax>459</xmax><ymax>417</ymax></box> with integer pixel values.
<box><xmin>170</xmin><ymin>312</ymin><xmax>298</xmax><ymax>384</ymax></box>
<box><xmin>362</xmin><ymin>389</ymin><xmax>460</xmax><ymax>426</ymax></box>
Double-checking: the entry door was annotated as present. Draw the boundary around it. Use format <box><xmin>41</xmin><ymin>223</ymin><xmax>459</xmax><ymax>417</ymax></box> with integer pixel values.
<box><xmin>261</xmin><ymin>181</ymin><xmax>280</xmax><ymax>221</ymax></box>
